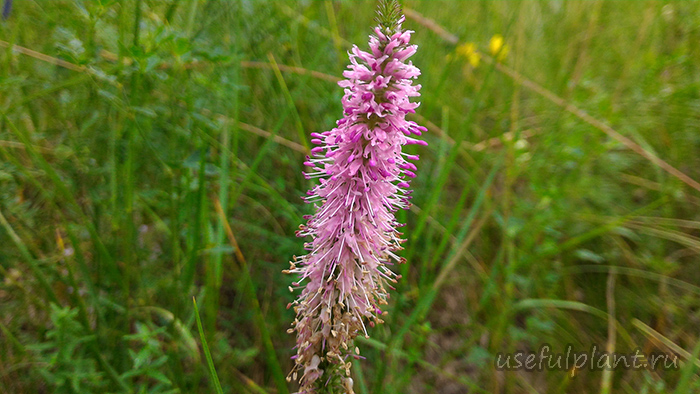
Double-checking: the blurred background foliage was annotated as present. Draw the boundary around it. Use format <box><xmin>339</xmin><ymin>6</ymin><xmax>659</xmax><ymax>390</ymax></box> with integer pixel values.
<box><xmin>1</xmin><ymin>0</ymin><xmax>700</xmax><ymax>393</ymax></box>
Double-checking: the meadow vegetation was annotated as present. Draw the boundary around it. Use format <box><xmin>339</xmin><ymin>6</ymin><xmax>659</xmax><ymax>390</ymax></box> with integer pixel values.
<box><xmin>1</xmin><ymin>1</ymin><xmax>700</xmax><ymax>393</ymax></box>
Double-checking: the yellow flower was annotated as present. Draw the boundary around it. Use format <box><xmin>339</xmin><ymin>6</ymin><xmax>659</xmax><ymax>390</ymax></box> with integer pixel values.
<box><xmin>489</xmin><ymin>34</ymin><xmax>509</xmax><ymax>61</ymax></box>
<box><xmin>456</xmin><ymin>42</ymin><xmax>481</xmax><ymax>68</ymax></box>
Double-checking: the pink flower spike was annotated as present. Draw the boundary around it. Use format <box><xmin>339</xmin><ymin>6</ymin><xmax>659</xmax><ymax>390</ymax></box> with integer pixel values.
<box><xmin>286</xmin><ymin>1</ymin><xmax>426</xmax><ymax>392</ymax></box>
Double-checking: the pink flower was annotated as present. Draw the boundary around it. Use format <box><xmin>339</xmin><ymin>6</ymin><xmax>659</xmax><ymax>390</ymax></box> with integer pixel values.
<box><xmin>286</xmin><ymin>6</ymin><xmax>426</xmax><ymax>393</ymax></box>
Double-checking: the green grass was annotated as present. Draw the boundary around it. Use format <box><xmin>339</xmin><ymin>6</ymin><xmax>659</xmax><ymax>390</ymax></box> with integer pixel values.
<box><xmin>1</xmin><ymin>1</ymin><xmax>700</xmax><ymax>393</ymax></box>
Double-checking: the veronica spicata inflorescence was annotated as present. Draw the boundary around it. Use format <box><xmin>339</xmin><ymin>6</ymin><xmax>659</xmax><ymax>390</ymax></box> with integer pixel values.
<box><xmin>285</xmin><ymin>1</ymin><xmax>426</xmax><ymax>392</ymax></box>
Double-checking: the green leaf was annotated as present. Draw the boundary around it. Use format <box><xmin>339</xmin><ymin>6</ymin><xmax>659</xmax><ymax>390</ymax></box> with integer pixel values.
<box><xmin>193</xmin><ymin>297</ymin><xmax>224</xmax><ymax>394</ymax></box>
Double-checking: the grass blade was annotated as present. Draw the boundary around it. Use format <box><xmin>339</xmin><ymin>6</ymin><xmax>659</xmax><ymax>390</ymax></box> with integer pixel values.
<box><xmin>193</xmin><ymin>297</ymin><xmax>224</xmax><ymax>394</ymax></box>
